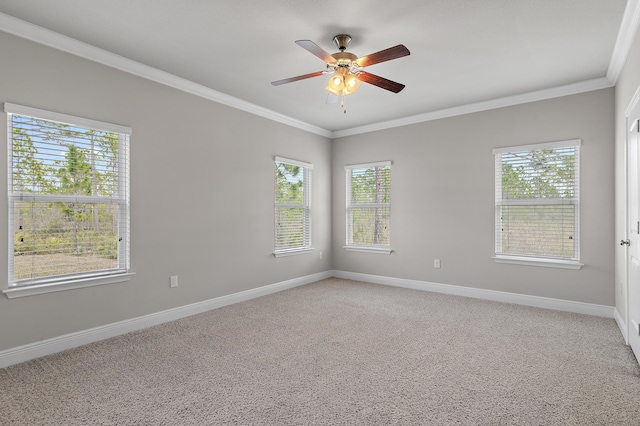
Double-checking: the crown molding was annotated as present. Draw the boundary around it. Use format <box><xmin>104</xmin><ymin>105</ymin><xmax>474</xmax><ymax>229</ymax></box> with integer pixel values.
<box><xmin>0</xmin><ymin>9</ymin><xmax>628</xmax><ymax>141</ymax></box>
<box><xmin>0</xmin><ymin>13</ymin><xmax>332</xmax><ymax>138</ymax></box>
<box><xmin>331</xmin><ymin>77</ymin><xmax>614</xmax><ymax>138</ymax></box>
<box><xmin>607</xmin><ymin>0</ymin><xmax>640</xmax><ymax>85</ymax></box>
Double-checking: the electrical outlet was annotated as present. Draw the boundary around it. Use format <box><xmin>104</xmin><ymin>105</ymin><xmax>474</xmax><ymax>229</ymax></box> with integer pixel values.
<box><xmin>319</xmin><ymin>251</ymin><xmax>323</xmax><ymax>260</ymax></box>
<box><xmin>434</xmin><ymin>259</ymin><xmax>441</xmax><ymax>269</ymax></box>
<box><xmin>170</xmin><ymin>275</ymin><xmax>178</xmax><ymax>288</ymax></box>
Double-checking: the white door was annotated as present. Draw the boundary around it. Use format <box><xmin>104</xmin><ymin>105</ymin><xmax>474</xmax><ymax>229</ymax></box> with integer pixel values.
<box><xmin>627</xmin><ymin>96</ymin><xmax>640</xmax><ymax>359</ymax></box>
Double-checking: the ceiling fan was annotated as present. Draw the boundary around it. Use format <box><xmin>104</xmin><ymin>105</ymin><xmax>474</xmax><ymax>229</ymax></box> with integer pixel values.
<box><xmin>271</xmin><ymin>34</ymin><xmax>410</xmax><ymax>112</ymax></box>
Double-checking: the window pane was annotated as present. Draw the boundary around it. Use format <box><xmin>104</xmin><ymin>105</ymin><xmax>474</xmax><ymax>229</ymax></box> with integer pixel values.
<box><xmin>495</xmin><ymin>142</ymin><xmax>579</xmax><ymax>261</ymax></box>
<box><xmin>274</xmin><ymin>159</ymin><xmax>311</xmax><ymax>252</ymax></box>
<box><xmin>275</xmin><ymin>207</ymin><xmax>307</xmax><ymax>250</ymax></box>
<box><xmin>500</xmin><ymin>205</ymin><xmax>575</xmax><ymax>258</ymax></box>
<box><xmin>12</xmin><ymin>200</ymin><xmax>120</xmax><ymax>281</ymax></box>
<box><xmin>500</xmin><ymin>147</ymin><xmax>575</xmax><ymax>200</ymax></box>
<box><xmin>7</xmin><ymin>106</ymin><xmax>130</xmax><ymax>286</ymax></box>
<box><xmin>351</xmin><ymin>166</ymin><xmax>390</xmax><ymax>204</ymax></box>
<box><xmin>11</xmin><ymin>115</ymin><xmax>120</xmax><ymax>197</ymax></box>
<box><xmin>275</xmin><ymin>163</ymin><xmax>304</xmax><ymax>204</ymax></box>
<box><xmin>350</xmin><ymin>207</ymin><xmax>390</xmax><ymax>246</ymax></box>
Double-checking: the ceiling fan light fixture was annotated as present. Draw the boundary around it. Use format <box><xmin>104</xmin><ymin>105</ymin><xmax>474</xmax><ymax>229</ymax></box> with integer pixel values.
<box><xmin>343</xmin><ymin>72</ymin><xmax>361</xmax><ymax>95</ymax></box>
<box><xmin>324</xmin><ymin>84</ymin><xmax>341</xmax><ymax>96</ymax></box>
<box><xmin>325</xmin><ymin>67</ymin><xmax>345</xmax><ymax>93</ymax></box>
<box><xmin>325</xmin><ymin>73</ymin><xmax>344</xmax><ymax>95</ymax></box>
<box><xmin>325</xmin><ymin>67</ymin><xmax>360</xmax><ymax>97</ymax></box>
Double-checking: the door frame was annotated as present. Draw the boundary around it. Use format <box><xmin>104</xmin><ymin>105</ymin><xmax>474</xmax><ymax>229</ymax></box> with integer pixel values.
<box><xmin>626</xmin><ymin>86</ymin><xmax>640</xmax><ymax>347</ymax></box>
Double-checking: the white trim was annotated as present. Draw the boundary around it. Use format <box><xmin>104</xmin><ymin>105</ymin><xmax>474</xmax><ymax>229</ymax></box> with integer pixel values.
<box><xmin>343</xmin><ymin>246</ymin><xmax>393</xmax><ymax>254</ymax></box>
<box><xmin>344</xmin><ymin>161</ymin><xmax>392</xmax><ymax>251</ymax></box>
<box><xmin>345</xmin><ymin>202</ymin><xmax>391</xmax><ymax>209</ymax></box>
<box><xmin>624</xmin><ymin>87</ymin><xmax>640</xmax><ymax>350</ymax></box>
<box><xmin>607</xmin><ymin>0</ymin><xmax>640</xmax><ymax>85</ymax></box>
<box><xmin>492</xmin><ymin>138</ymin><xmax>581</xmax><ymax>155</ymax></box>
<box><xmin>497</xmin><ymin>198</ymin><xmax>578</xmax><ymax>206</ymax></box>
<box><xmin>273</xmin><ymin>248</ymin><xmax>315</xmax><ymax>257</ymax></box>
<box><xmin>274</xmin><ymin>156</ymin><xmax>314</xmax><ymax>169</ymax></box>
<box><xmin>332</xmin><ymin>78</ymin><xmax>613</xmax><ymax>138</ymax></box>
<box><xmin>9</xmin><ymin>193</ymin><xmax>125</xmax><ymax>204</ymax></box>
<box><xmin>494</xmin><ymin>141</ymin><xmax>581</xmax><ymax>264</ymax></box>
<box><xmin>0</xmin><ymin>270</ymin><xmax>332</xmax><ymax>368</ymax></box>
<box><xmin>345</xmin><ymin>161</ymin><xmax>392</xmax><ymax>170</ymax></box>
<box><xmin>0</xmin><ymin>13</ymin><xmax>331</xmax><ymax>139</ymax></box>
<box><xmin>0</xmin><ymin>13</ymin><xmax>622</xmax><ymax>140</ymax></box>
<box><xmin>0</xmin><ymin>269</ymin><xmax>618</xmax><ymax>368</ymax></box>
<box><xmin>615</xmin><ymin>308</ymin><xmax>628</xmax><ymax>344</ymax></box>
<box><xmin>493</xmin><ymin>255</ymin><xmax>583</xmax><ymax>270</ymax></box>
<box><xmin>3</xmin><ymin>273</ymin><xmax>135</xmax><ymax>299</ymax></box>
<box><xmin>274</xmin><ymin>158</ymin><xmax>312</xmax><ymax>252</ymax></box>
<box><xmin>333</xmin><ymin>270</ymin><xmax>614</xmax><ymax>318</ymax></box>
<box><xmin>625</xmin><ymin>86</ymin><xmax>640</xmax><ymax>117</ymax></box>
<box><xmin>6</xmin><ymin>106</ymin><xmax>131</xmax><ymax>290</ymax></box>
<box><xmin>4</xmin><ymin>102</ymin><xmax>132</xmax><ymax>135</ymax></box>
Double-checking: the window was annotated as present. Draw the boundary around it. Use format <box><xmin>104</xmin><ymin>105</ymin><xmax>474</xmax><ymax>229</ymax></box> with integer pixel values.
<box><xmin>274</xmin><ymin>156</ymin><xmax>312</xmax><ymax>256</ymax></box>
<box><xmin>4</xmin><ymin>103</ymin><xmax>131</xmax><ymax>298</ymax></box>
<box><xmin>345</xmin><ymin>161</ymin><xmax>391</xmax><ymax>253</ymax></box>
<box><xmin>493</xmin><ymin>139</ymin><xmax>582</xmax><ymax>269</ymax></box>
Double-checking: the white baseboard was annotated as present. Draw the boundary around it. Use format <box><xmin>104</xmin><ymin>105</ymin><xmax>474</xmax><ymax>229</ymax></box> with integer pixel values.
<box><xmin>0</xmin><ymin>270</ymin><xmax>332</xmax><ymax>369</ymax></box>
<box><xmin>332</xmin><ymin>270</ymin><xmax>615</xmax><ymax>318</ymax></box>
<box><xmin>1</xmin><ymin>269</ymin><xmax>617</xmax><ymax>369</ymax></box>
<box><xmin>615</xmin><ymin>308</ymin><xmax>629</xmax><ymax>344</ymax></box>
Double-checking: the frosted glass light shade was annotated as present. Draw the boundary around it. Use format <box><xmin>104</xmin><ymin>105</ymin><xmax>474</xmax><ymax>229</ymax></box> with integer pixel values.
<box><xmin>324</xmin><ymin>69</ymin><xmax>360</xmax><ymax>97</ymax></box>
<box><xmin>343</xmin><ymin>73</ymin><xmax>361</xmax><ymax>95</ymax></box>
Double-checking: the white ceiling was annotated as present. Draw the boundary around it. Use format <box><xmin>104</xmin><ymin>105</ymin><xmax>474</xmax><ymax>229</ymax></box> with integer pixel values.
<box><xmin>0</xmin><ymin>1</ymin><xmax>633</xmax><ymax>136</ymax></box>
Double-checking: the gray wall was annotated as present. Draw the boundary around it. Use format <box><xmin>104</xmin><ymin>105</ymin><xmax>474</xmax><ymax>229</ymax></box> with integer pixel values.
<box><xmin>333</xmin><ymin>89</ymin><xmax>615</xmax><ymax>305</ymax></box>
<box><xmin>614</xmin><ymin>28</ymin><xmax>640</xmax><ymax>323</ymax></box>
<box><xmin>0</xmin><ymin>29</ymin><xmax>617</xmax><ymax>354</ymax></box>
<box><xmin>0</xmin><ymin>32</ymin><xmax>332</xmax><ymax>351</ymax></box>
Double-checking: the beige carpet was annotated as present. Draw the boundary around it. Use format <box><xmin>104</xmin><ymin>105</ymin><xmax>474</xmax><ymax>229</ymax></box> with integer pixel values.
<box><xmin>1</xmin><ymin>278</ymin><xmax>640</xmax><ymax>425</ymax></box>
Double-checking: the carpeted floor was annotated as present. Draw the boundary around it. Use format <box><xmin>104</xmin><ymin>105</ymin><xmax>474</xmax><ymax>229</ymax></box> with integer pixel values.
<box><xmin>1</xmin><ymin>278</ymin><xmax>640</xmax><ymax>425</ymax></box>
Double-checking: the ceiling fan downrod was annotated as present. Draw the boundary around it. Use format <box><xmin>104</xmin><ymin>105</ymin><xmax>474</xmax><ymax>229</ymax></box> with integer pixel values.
<box><xmin>333</xmin><ymin>34</ymin><xmax>352</xmax><ymax>51</ymax></box>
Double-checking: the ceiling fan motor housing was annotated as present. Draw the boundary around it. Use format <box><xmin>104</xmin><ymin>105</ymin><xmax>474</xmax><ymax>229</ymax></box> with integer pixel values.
<box><xmin>332</xmin><ymin>51</ymin><xmax>357</xmax><ymax>66</ymax></box>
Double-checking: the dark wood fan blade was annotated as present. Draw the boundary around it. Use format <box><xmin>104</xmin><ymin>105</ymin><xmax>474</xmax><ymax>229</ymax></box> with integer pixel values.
<box><xmin>355</xmin><ymin>44</ymin><xmax>410</xmax><ymax>68</ymax></box>
<box><xmin>295</xmin><ymin>40</ymin><xmax>337</xmax><ymax>64</ymax></box>
<box><xmin>357</xmin><ymin>71</ymin><xmax>405</xmax><ymax>93</ymax></box>
<box><xmin>271</xmin><ymin>71</ymin><xmax>325</xmax><ymax>86</ymax></box>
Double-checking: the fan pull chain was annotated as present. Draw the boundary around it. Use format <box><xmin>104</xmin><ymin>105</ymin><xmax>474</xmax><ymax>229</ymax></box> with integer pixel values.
<box><xmin>341</xmin><ymin>96</ymin><xmax>347</xmax><ymax>114</ymax></box>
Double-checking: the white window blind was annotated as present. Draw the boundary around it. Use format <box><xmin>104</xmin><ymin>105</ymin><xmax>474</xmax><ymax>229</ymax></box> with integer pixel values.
<box><xmin>6</xmin><ymin>103</ymin><xmax>131</xmax><ymax>288</ymax></box>
<box><xmin>274</xmin><ymin>156</ymin><xmax>312</xmax><ymax>254</ymax></box>
<box><xmin>345</xmin><ymin>161</ymin><xmax>391</xmax><ymax>249</ymax></box>
<box><xmin>494</xmin><ymin>140</ymin><xmax>580</xmax><ymax>262</ymax></box>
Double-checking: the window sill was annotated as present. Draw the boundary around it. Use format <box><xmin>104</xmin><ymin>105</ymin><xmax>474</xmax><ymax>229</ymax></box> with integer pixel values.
<box><xmin>3</xmin><ymin>272</ymin><xmax>135</xmax><ymax>299</ymax></box>
<box><xmin>493</xmin><ymin>255</ymin><xmax>583</xmax><ymax>270</ymax></box>
<box><xmin>273</xmin><ymin>248</ymin><xmax>314</xmax><ymax>258</ymax></box>
<box><xmin>343</xmin><ymin>246</ymin><xmax>393</xmax><ymax>254</ymax></box>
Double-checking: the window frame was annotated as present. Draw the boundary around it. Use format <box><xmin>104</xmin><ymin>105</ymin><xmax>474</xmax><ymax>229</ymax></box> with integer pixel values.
<box><xmin>493</xmin><ymin>139</ymin><xmax>583</xmax><ymax>269</ymax></box>
<box><xmin>273</xmin><ymin>156</ymin><xmax>313</xmax><ymax>257</ymax></box>
<box><xmin>344</xmin><ymin>161</ymin><xmax>392</xmax><ymax>254</ymax></box>
<box><xmin>3</xmin><ymin>103</ymin><xmax>133</xmax><ymax>298</ymax></box>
